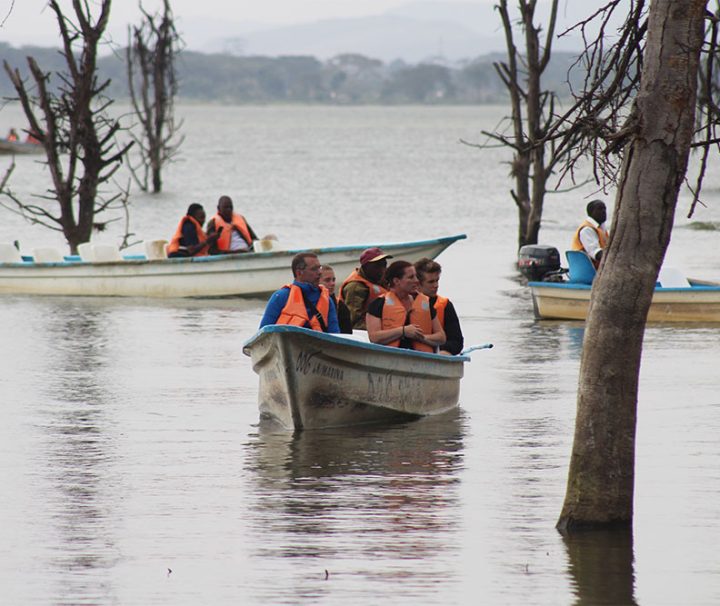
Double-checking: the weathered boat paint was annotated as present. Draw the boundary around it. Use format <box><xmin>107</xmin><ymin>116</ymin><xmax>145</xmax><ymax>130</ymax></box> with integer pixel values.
<box><xmin>0</xmin><ymin>234</ymin><xmax>465</xmax><ymax>298</ymax></box>
<box><xmin>243</xmin><ymin>325</ymin><xmax>469</xmax><ymax>430</ymax></box>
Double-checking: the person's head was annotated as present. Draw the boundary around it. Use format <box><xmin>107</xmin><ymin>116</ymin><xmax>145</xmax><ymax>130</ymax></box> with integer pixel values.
<box><xmin>383</xmin><ymin>260</ymin><xmax>418</xmax><ymax>295</ymax></box>
<box><xmin>360</xmin><ymin>247</ymin><xmax>392</xmax><ymax>283</ymax></box>
<box><xmin>414</xmin><ymin>257</ymin><xmax>442</xmax><ymax>297</ymax></box>
<box><xmin>587</xmin><ymin>200</ymin><xmax>607</xmax><ymax>225</ymax></box>
<box><xmin>187</xmin><ymin>203</ymin><xmax>206</xmax><ymax>225</ymax></box>
<box><xmin>319</xmin><ymin>265</ymin><xmax>336</xmax><ymax>295</ymax></box>
<box><xmin>292</xmin><ymin>253</ymin><xmax>322</xmax><ymax>286</ymax></box>
<box><xmin>217</xmin><ymin>195</ymin><xmax>234</xmax><ymax>222</ymax></box>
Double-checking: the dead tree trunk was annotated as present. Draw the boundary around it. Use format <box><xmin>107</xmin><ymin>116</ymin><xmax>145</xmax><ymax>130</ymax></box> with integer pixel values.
<box><xmin>127</xmin><ymin>0</ymin><xmax>183</xmax><ymax>194</ymax></box>
<box><xmin>3</xmin><ymin>0</ymin><xmax>132</xmax><ymax>254</ymax></box>
<box><xmin>487</xmin><ymin>0</ymin><xmax>559</xmax><ymax>250</ymax></box>
<box><xmin>557</xmin><ymin>0</ymin><xmax>707</xmax><ymax>531</ymax></box>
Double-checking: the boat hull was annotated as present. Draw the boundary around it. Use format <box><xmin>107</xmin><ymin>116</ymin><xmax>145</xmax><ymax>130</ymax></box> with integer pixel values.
<box><xmin>0</xmin><ymin>140</ymin><xmax>43</xmax><ymax>155</ymax></box>
<box><xmin>529</xmin><ymin>281</ymin><xmax>720</xmax><ymax>322</ymax></box>
<box><xmin>0</xmin><ymin>235</ymin><xmax>465</xmax><ymax>298</ymax></box>
<box><xmin>243</xmin><ymin>325</ymin><xmax>468</xmax><ymax>430</ymax></box>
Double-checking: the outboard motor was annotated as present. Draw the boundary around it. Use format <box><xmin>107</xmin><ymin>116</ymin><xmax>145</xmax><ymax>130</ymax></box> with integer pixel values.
<box><xmin>517</xmin><ymin>244</ymin><xmax>561</xmax><ymax>281</ymax></box>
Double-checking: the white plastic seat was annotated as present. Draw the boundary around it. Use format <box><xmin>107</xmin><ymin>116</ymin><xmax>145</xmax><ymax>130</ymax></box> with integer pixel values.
<box><xmin>92</xmin><ymin>244</ymin><xmax>123</xmax><ymax>262</ymax></box>
<box><xmin>144</xmin><ymin>239</ymin><xmax>168</xmax><ymax>260</ymax></box>
<box><xmin>253</xmin><ymin>235</ymin><xmax>280</xmax><ymax>252</ymax></box>
<box><xmin>33</xmin><ymin>247</ymin><xmax>64</xmax><ymax>263</ymax></box>
<box><xmin>77</xmin><ymin>242</ymin><xmax>95</xmax><ymax>262</ymax></box>
<box><xmin>0</xmin><ymin>243</ymin><xmax>22</xmax><ymax>263</ymax></box>
<box><xmin>657</xmin><ymin>267</ymin><xmax>691</xmax><ymax>288</ymax></box>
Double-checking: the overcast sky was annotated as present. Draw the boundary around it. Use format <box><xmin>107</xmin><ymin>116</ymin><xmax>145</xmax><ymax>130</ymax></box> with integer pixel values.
<box><xmin>0</xmin><ymin>0</ymin><xmax>485</xmax><ymax>48</ymax></box>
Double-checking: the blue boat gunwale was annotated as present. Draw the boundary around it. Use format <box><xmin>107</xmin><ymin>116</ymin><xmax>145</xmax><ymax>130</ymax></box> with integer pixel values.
<box><xmin>1</xmin><ymin>234</ymin><xmax>467</xmax><ymax>268</ymax></box>
<box><xmin>528</xmin><ymin>281</ymin><xmax>720</xmax><ymax>292</ymax></box>
<box><xmin>243</xmin><ymin>324</ymin><xmax>470</xmax><ymax>363</ymax></box>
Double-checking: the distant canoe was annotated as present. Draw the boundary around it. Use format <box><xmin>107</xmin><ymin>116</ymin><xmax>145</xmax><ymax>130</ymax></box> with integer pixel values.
<box><xmin>243</xmin><ymin>325</ymin><xmax>469</xmax><ymax>430</ymax></box>
<box><xmin>0</xmin><ymin>139</ymin><xmax>43</xmax><ymax>155</ymax></box>
<box><xmin>0</xmin><ymin>234</ymin><xmax>466</xmax><ymax>298</ymax></box>
<box><xmin>528</xmin><ymin>279</ymin><xmax>720</xmax><ymax>323</ymax></box>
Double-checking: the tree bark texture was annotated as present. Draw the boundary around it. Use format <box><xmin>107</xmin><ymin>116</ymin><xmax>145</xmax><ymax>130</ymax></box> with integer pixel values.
<box><xmin>558</xmin><ymin>0</ymin><xmax>707</xmax><ymax>531</ymax></box>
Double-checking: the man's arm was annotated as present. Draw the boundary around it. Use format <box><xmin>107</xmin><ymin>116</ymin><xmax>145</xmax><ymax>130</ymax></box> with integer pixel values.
<box><xmin>439</xmin><ymin>300</ymin><xmax>464</xmax><ymax>355</ymax></box>
<box><xmin>341</xmin><ymin>281</ymin><xmax>371</xmax><ymax>328</ymax></box>
<box><xmin>259</xmin><ymin>288</ymin><xmax>290</xmax><ymax>328</ymax></box>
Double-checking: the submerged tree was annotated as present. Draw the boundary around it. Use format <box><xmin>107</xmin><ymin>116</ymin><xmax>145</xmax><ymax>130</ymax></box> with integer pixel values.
<box><xmin>557</xmin><ymin>0</ymin><xmax>708</xmax><ymax>531</ymax></box>
<box><xmin>2</xmin><ymin>0</ymin><xmax>132</xmax><ymax>254</ymax></box>
<box><xmin>470</xmin><ymin>0</ymin><xmax>578</xmax><ymax>249</ymax></box>
<box><xmin>126</xmin><ymin>0</ymin><xmax>183</xmax><ymax>193</ymax></box>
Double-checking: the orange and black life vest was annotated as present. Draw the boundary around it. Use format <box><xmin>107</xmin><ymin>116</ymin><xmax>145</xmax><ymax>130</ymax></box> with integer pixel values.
<box><xmin>277</xmin><ymin>284</ymin><xmax>330</xmax><ymax>332</ymax></box>
<box><xmin>339</xmin><ymin>269</ymin><xmax>386</xmax><ymax>304</ymax></box>
<box><xmin>571</xmin><ymin>220</ymin><xmax>609</xmax><ymax>267</ymax></box>
<box><xmin>381</xmin><ymin>292</ymin><xmax>434</xmax><ymax>353</ymax></box>
<box><xmin>432</xmin><ymin>295</ymin><xmax>449</xmax><ymax>328</ymax></box>
<box><xmin>167</xmin><ymin>215</ymin><xmax>208</xmax><ymax>256</ymax></box>
<box><xmin>212</xmin><ymin>212</ymin><xmax>253</xmax><ymax>252</ymax></box>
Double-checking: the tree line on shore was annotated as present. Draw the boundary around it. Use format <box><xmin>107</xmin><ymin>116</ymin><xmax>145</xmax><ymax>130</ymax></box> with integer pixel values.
<box><xmin>0</xmin><ymin>42</ymin><xmax>583</xmax><ymax>104</ymax></box>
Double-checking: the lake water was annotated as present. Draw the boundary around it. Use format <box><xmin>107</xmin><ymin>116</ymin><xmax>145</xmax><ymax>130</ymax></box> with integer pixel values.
<box><xmin>1</xmin><ymin>104</ymin><xmax>720</xmax><ymax>605</ymax></box>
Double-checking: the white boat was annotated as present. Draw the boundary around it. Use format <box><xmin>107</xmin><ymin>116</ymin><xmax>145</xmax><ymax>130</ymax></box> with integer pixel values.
<box><xmin>0</xmin><ymin>234</ymin><xmax>465</xmax><ymax>298</ymax></box>
<box><xmin>243</xmin><ymin>325</ymin><xmax>469</xmax><ymax>430</ymax></box>
<box><xmin>0</xmin><ymin>139</ymin><xmax>44</xmax><ymax>155</ymax></box>
<box><xmin>528</xmin><ymin>250</ymin><xmax>720</xmax><ymax>323</ymax></box>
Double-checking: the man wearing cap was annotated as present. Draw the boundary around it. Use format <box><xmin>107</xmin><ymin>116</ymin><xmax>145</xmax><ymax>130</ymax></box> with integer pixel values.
<box><xmin>338</xmin><ymin>247</ymin><xmax>392</xmax><ymax>330</ymax></box>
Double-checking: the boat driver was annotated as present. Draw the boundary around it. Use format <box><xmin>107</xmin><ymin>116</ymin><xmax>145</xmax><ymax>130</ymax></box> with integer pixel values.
<box><xmin>338</xmin><ymin>247</ymin><xmax>392</xmax><ymax>330</ymax></box>
<box><xmin>571</xmin><ymin>200</ymin><xmax>609</xmax><ymax>268</ymax></box>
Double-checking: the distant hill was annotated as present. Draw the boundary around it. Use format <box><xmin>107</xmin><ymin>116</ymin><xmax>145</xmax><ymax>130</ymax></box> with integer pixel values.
<box><xmin>0</xmin><ymin>43</ymin><xmax>584</xmax><ymax>105</ymax></box>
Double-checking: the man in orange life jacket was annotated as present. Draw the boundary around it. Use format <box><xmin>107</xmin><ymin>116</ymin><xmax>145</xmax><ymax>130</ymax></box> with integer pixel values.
<box><xmin>414</xmin><ymin>257</ymin><xmax>464</xmax><ymax>355</ymax></box>
<box><xmin>338</xmin><ymin>247</ymin><xmax>392</xmax><ymax>330</ymax></box>
<box><xmin>259</xmin><ymin>252</ymin><xmax>340</xmax><ymax>333</ymax></box>
<box><xmin>167</xmin><ymin>203</ymin><xmax>220</xmax><ymax>258</ymax></box>
<box><xmin>571</xmin><ymin>200</ymin><xmax>609</xmax><ymax>268</ymax></box>
<box><xmin>206</xmin><ymin>195</ymin><xmax>258</xmax><ymax>254</ymax></box>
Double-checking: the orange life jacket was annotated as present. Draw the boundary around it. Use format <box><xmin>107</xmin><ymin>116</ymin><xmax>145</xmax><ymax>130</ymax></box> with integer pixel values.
<box><xmin>167</xmin><ymin>215</ymin><xmax>208</xmax><ymax>256</ymax></box>
<box><xmin>277</xmin><ymin>284</ymin><xmax>331</xmax><ymax>332</ymax></box>
<box><xmin>213</xmin><ymin>212</ymin><xmax>253</xmax><ymax>252</ymax></box>
<box><xmin>571</xmin><ymin>220</ymin><xmax>609</xmax><ymax>267</ymax></box>
<box><xmin>381</xmin><ymin>292</ymin><xmax>434</xmax><ymax>353</ymax></box>
<box><xmin>7</xmin><ymin>132</ymin><xmax>17</xmax><ymax>142</ymax></box>
<box><xmin>433</xmin><ymin>295</ymin><xmax>449</xmax><ymax>328</ymax></box>
<box><xmin>339</xmin><ymin>269</ymin><xmax>386</xmax><ymax>304</ymax></box>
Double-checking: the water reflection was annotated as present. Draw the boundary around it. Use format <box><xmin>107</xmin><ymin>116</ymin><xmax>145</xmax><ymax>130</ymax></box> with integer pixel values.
<box><xmin>36</xmin><ymin>302</ymin><xmax>120</xmax><ymax>603</ymax></box>
<box><xmin>243</xmin><ymin>410</ymin><xmax>465</xmax><ymax>600</ymax></box>
<box><xmin>562</xmin><ymin>529</ymin><xmax>637</xmax><ymax>606</ymax></box>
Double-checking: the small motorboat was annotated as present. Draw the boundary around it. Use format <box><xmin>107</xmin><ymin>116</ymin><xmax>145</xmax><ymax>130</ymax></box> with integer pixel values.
<box><xmin>243</xmin><ymin>325</ymin><xmax>470</xmax><ymax>430</ymax></box>
<box><xmin>0</xmin><ymin>138</ymin><xmax>44</xmax><ymax>155</ymax></box>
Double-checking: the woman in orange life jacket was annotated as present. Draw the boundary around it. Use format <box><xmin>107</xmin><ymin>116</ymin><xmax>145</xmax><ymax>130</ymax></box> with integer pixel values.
<box><xmin>366</xmin><ymin>260</ymin><xmax>445</xmax><ymax>353</ymax></box>
<box><xmin>167</xmin><ymin>203</ymin><xmax>221</xmax><ymax>258</ymax></box>
<box><xmin>414</xmin><ymin>257</ymin><xmax>464</xmax><ymax>356</ymax></box>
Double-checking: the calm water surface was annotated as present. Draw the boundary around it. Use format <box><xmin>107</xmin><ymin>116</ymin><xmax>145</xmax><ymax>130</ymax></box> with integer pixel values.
<box><xmin>1</xmin><ymin>105</ymin><xmax>720</xmax><ymax>605</ymax></box>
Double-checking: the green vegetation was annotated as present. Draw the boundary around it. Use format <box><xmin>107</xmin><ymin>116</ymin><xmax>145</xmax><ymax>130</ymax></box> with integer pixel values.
<box><xmin>0</xmin><ymin>43</ymin><xmax>582</xmax><ymax>104</ymax></box>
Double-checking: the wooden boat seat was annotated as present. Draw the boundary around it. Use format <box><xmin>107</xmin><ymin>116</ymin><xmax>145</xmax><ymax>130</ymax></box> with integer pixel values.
<box><xmin>566</xmin><ymin>250</ymin><xmax>596</xmax><ymax>284</ymax></box>
<box><xmin>33</xmin><ymin>247</ymin><xmax>65</xmax><ymax>263</ymax></box>
<box><xmin>144</xmin><ymin>239</ymin><xmax>168</xmax><ymax>260</ymax></box>
<box><xmin>0</xmin><ymin>243</ymin><xmax>22</xmax><ymax>263</ymax></box>
<box><xmin>92</xmin><ymin>244</ymin><xmax>123</xmax><ymax>262</ymax></box>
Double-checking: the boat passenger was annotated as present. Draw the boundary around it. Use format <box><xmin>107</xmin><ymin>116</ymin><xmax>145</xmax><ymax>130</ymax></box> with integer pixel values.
<box><xmin>320</xmin><ymin>264</ymin><xmax>353</xmax><ymax>334</ymax></box>
<box><xmin>338</xmin><ymin>247</ymin><xmax>392</xmax><ymax>330</ymax></box>
<box><xmin>260</xmin><ymin>252</ymin><xmax>340</xmax><ymax>333</ymax></box>
<box><xmin>25</xmin><ymin>130</ymin><xmax>41</xmax><ymax>144</ymax></box>
<box><xmin>414</xmin><ymin>257</ymin><xmax>464</xmax><ymax>355</ymax></box>
<box><xmin>167</xmin><ymin>203</ymin><xmax>220</xmax><ymax>258</ymax></box>
<box><xmin>571</xmin><ymin>200</ymin><xmax>609</xmax><ymax>268</ymax></box>
<box><xmin>6</xmin><ymin>128</ymin><xmax>18</xmax><ymax>142</ymax></box>
<box><xmin>206</xmin><ymin>195</ymin><xmax>258</xmax><ymax>254</ymax></box>
<box><xmin>366</xmin><ymin>260</ymin><xmax>445</xmax><ymax>353</ymax></box>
